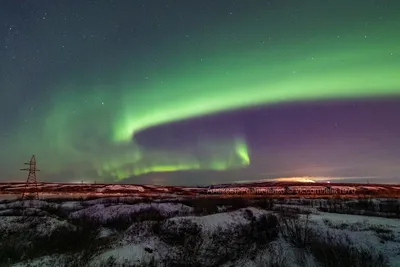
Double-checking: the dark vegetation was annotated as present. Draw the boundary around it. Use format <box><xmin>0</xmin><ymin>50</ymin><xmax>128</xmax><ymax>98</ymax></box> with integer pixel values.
<box><xmin>0</xmin><ymin>216</ymin><xmax>101</xmax><ymax>266</ymax></box>
<box><xmin>179</xmin><ymin>197</ymin><xmax>251</xmax><ymax>215</ymax></box>
<box><xmin>316</xmin><ymin>198</ymin><xmax>400</xmax><ymax>218</ymax></box>
<box><xmin>279</xmin><ymin>212</ymin><xmax>390</xmax><ymax>267</ymax></box>
<box><xmin>0</xmin><ymin>197</ymin><xmax>395</xmax><ymax>267</ymax></box>
<box><xmin>322</xmin><ymin>218</ymin><xmax>397</xmax><ymax>243</ymax></box>
<box><xmin>152</xmin><ymin>210</ymin><xmax>279</xmax><ymax>267</ymax></box>
<box><xmin>98</xmin><ymin>207</ymin><xmax>167</xmax><ymax>231</ymax></box>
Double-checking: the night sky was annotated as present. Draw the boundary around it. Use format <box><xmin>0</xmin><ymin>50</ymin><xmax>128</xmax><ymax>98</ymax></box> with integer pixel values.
<box><xmin>1</xmin><ymin>0</ymin><xmax>399</xmax><ymax>185</ymax></box>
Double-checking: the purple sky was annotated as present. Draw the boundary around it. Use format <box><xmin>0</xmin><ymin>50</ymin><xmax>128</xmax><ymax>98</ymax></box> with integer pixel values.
<box><xmin>129</xmin><ymin>98</ymin><xmax>400</xmax><ymax>185</ymax></box>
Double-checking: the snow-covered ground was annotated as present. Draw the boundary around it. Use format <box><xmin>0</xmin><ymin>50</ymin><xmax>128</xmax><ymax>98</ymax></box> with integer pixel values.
<box><xmin>309</xmin><ymin>212</ymin><xmax>400</xmax><ymax>266</ymax></box>
<box><xmin>69</xmin><ymin>202</ymin><xmax>193</xmax><ymax>222</ymax></box>
<box><xmin>0</xmin><ymin>215</ymin><xmax>75</xmax><ymax>236</ymax></box>
<box><xmin>0</xmin><ymin>197</ymin><xmax>399</xmax><ymax>267</ymax></box>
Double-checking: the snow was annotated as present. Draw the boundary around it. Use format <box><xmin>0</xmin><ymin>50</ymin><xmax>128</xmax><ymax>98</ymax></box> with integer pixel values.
<box><xmin>97</xmin><ymin>227</ymin><xmax>117</xmax><ymax>239</ymax></box>
<box><xmin>90</xmin><ymin>207</ymin><xmax>271</xmax><ymax>266</ymax></box>
<box><xmin>154</xmin><ymin>187</ymin><xmax>169</xmax><ymax>192</ymax></box>
<box><xmin>359</xmin><ymin>186</ymin><xmax>385</xmax><ymax>190</ymax></box>
<box><xmin>217</xmin><ymin>205</ymin><xmax>228</xmax><ymax>212</ymax></box>
<box><xmin>2</xmin><ymin>196</ymin><xmax>400</xmax><ymax>267</ymax></box>
<box><xmin>167</xmin><ymin>207</ymin><xmax>269</xmax><ymax>232</ymax></box>
<box><xmin>89</xmin><ymin>240</ymin><xmax>159</xmax><ymax>267</ymax></box>
<box><xmin>307</xmin><ymin>212</ymin><xmax>400</xmax><ymax>267</ymax></box>
<box><xmin>69</xmin><ymin>202</ymin><xmax>193</xmax><ymax>222</ymax></box>
<box><xmin>11</xmin><ymin>255</ymin><xmax>69</xmax><ymax>267</ymax></box>
<box><xmin>0</xmin><ymin>209</ymin><xmax>14</xmax><ymax>215</ymax></box>
<box><xmin>95</xmin><ymin>185</ymin><xmax>145</xmax><ymax>192</ymax></box>
<box><xmin>0</xmin><ymin>199</ymin><xmax>58</xmax><ymax>210</ymax></box>
<box><xmin>274</xmin><ymin>203</ymin><xmax>317</xmax><ymax>214</ymax></box>
<box><xmin>82</xmin><ymin>197</ymin><xmax>144</xmax><ymax>205</ymax></box>
<box><xmin>60</xmin><ymin>201</ymin><xmax>83</xmax><ymax>210</ymax></box>
<box><xmin>7</xmin><ymin>184</ymin><xmax>26</xmax><ymax>188</ymax></box>
<box><xmin>0</xmin><ymin>216</ymin><xmax>74</xmax><ymax>237</ymax></box>
<box><xmin>312</xmin><ymin>212</ymin><xmax>400</xmax><ymax>226</ymax></box>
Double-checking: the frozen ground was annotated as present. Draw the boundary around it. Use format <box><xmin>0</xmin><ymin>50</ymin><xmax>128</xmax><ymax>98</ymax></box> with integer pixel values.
<box><xmin>0</xmin><ymin>197</ymin><xmax>399</xmax><ymax>267</ymax></box>
<box><xmin>309</xmin><ymin>213</ymin><xmax>400</xmax><ymax>266</ymax></box>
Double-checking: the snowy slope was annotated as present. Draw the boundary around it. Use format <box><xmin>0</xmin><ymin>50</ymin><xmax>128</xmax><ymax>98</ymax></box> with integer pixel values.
<box><xmin>309</xmin><ymin>212</ymin><xmax>400</xmax><ymax>266</ymax></box>
<box><xmin>0</xmin><ymin>216</ymin><xmax>75</xmax><ymax>237</ymax></box>
<box><xmin>89</xmin><ymin>207</ymin><xmax>272</xmax><ymax>267</ymax></box>
<box><xmin>69</xmin><ymin>202</ymin><xmax>193</xmax><ymax>222</ymax></box>
<box><xmin>3</xmin><ymin>198</ymin><xmax>400</xmax><ymax>267</ymax></box>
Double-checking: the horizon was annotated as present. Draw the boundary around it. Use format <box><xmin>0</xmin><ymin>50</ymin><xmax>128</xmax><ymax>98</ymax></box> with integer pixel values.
<box><xmin>4</xmin><ymin>175</ymin><xmax>400</xmax><ymax>187</ymax></box>
<box><xmin>1</xmin><ymin>1</ymin><xmax>400</xmax><ymax>184</ymax></box>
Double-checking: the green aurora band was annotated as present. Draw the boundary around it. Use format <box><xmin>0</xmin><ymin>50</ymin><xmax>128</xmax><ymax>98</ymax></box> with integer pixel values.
<box><xmin>114</xmin><ymin>33</ymin><xmax>399</xmax><ymax>142</ymax></box>
<box><xmin>96</xmin><ymin>137</ymin><xmax>250</xmax><ymax>180</ymax></box>
<box><xmin>24</xmin><ymin>15</ymin><xmax>400</xmax><ymax>182</ymax></box>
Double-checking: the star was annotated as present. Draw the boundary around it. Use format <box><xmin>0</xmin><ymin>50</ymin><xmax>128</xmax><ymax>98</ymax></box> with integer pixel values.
<box><xmin>1</xmin><ymin>0</ymin><xmax>400</xmax><ymax>185</ymax></box>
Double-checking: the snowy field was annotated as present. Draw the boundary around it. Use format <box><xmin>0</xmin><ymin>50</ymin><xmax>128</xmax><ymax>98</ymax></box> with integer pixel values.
<box><xmin>2</xmin><ymin>182</ymin><xmax>400</xmax><ymax>199</ymax></box>
<box><xmin>0</xmin><ymin>197</ymin><xmax>399</xmax><ymax>267</ymax></box>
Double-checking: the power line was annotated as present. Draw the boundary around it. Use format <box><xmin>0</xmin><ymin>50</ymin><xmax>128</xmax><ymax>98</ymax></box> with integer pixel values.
<box><xmin>20</xmin><ymin>155</ymin><xmax>40</xmax><ymax>200</ymax></box>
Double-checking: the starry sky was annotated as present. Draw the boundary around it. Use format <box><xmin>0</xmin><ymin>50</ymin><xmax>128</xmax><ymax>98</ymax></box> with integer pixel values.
<box><xmin>1</xmin><ymin>0</ymin><xmax>399</xmax><ymax>185</ymax></box>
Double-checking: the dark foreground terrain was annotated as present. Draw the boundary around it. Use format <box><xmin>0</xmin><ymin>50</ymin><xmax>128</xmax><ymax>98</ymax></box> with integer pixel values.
<box><xmin>0</xmin><ymin>196</ymin><xmax>399</xmax><ymax>267</ymax></box>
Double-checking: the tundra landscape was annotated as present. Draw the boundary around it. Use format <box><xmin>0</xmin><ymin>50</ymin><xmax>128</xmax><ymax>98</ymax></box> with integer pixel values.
<box><xmin>1</xmin><ymin>182</ymin><xmax>400</xmax><ymax>267</ymax></box>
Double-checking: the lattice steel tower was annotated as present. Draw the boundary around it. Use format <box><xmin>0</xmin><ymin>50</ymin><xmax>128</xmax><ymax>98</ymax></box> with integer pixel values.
<box><xmin>21</xmin><ymin>155</ymin><xmax>40</xmax><ymax>200</ymax></box>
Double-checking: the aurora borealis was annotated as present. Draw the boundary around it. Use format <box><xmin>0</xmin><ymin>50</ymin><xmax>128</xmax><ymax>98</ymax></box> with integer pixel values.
<box><xmin>1</xmin><ymin>1</ymin><xmax>400</xmax><ymax>184</ymax></box>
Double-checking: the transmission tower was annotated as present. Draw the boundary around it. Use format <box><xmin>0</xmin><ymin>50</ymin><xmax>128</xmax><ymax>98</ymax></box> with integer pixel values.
<box><xmin>20</xmin><ymin>155</ymin><xmax>40</xmax><ymax>200</ymax></box>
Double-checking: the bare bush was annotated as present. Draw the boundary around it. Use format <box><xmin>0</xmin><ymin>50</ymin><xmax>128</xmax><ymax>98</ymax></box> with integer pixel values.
<box><xmin>0</xmin><ymin>234</ymin><xmax>24</xmax><ymax>265</ymax></box>
<box><xmin>41</xmin><ymin>205</ymin><xmax>70</xmax><ymax>219</ymax></box>
<box><xmin>72</xmin><ymin>207</ymin><xmax>167</xmax><ymax>231</ymax></box>
<box><xmin>0</xmin><ymin>215</ymin><xmax>102</xmax><ymax>266</ymax></box>
<box><xmin>279</xmin><ymin>214</ymin><xmax>312</xmax><ymax>248</ymax></box>
<box><xmin>155</xmin><ymin>219</ymin><xmax>202</xmax><ymax>248</ymax></box>
<box><xmin>323</xmin><ymin>219</ymin><xmax>396</xmax><ymax>242</ymax></box>
<box><xmin>191</xmin><ymin>199</ymin><xmax>220</xmax><ymax>215</ymax></box>
<box><xmin>111</xmin><ymin>207</ymin><xmax>166</xmax><ymax>230</ymax></box>
<box><xmin>254</xmin><ymin>198</ymin><xmax>274</xmax><ymax>210</ymax></box>
<box><xmin>182</xmin><ymin>197</ymin><xmax>250</xmax><ymax>216</ymax></box>
<box><xmin>254</xmin><ymin>244</ymin><xmax>290</xmax><ymax>267</ymax></box>
<box><xmin>318</xmin><ymin>198</ymin><xmax>400</xmax><ymax>219</ymax></box>
<box><xmin>27</xmin><ymin>222</ymin><xmax>100</xmax><ymax>259</ymax></box>
<box><xmin>152</xmin><ymin>212</ymin><xmax>279</xmax><ymax>266</ymax></box>
<box><xmin>279</xmin><ymin>214</ymin><xmax>390</xmax><ymax>267</ymax></box>
<box><xmin>156</xmin><ymin>219</ymin><xmax>203</xmax><ymax>266</ymax></box>
<box><xmin>308</xmin><ymin>231</ymin><xmax>389</xmax><ymax>267</ymax></box>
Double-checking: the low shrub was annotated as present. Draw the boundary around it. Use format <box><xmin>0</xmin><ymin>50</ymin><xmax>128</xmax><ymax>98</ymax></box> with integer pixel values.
<box><xmin>279</xmin><ymin>214</ymin><xmax>312</xmax><ymax>248</ymax></box>
<box><xmin>254</xmin><ymin>198</ymin><xmax>274</xmax><ymax>210</ymax></box>
<box><xmin>280</xmin><ymin>214</ymin><xmax>390</xmax><ymax>267</ymax></box>
<box><xmin>103</xmin><ymin>207</ymin><xmax>166</xmax><ymax>230</ymax></box>
<box><xmin>254</xmin><ymin>244</ymin><xmax>290</xmax><ymax>267</ymax></box>
<box><xmin>190</xmin><ymin>198</ymin><xmax>220</xmax><ymax>215</ymax></box>
<box><xmin>41</xmin><ymin>205</ymin><xmax>70</xmax><ymax>219</ymax></box>
<box><xmin>308</xmin><ymin>231</ymin><xmax>389</xmax><ymax>267</ymax></box>
<box><xmin>155</xmin><ymin>219</ymin><xmax>202</xmax><ymax>247</ymax></box>
<box><xmin>0</xmin><ymin>234</ymin><xmax>24</xmax><ymax>265</ymax></box>
<box><xmin>26</xmin><ymin>223</ymin><xmax>99</xmax><ymax>259</ymax></box>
